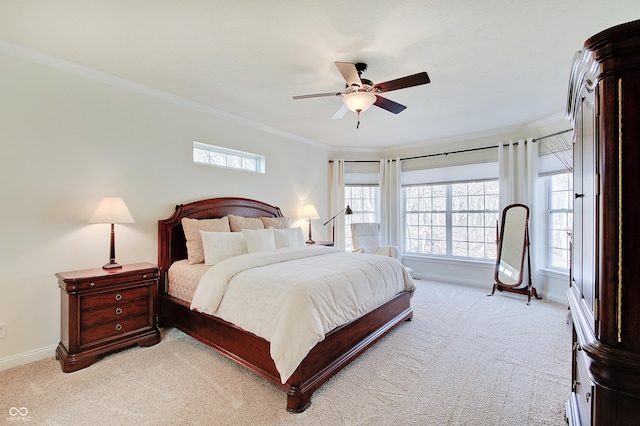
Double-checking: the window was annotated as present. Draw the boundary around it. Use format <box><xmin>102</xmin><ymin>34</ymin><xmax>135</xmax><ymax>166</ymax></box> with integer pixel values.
<box><xmin>546</xmin><ymin>172</ymin><xmax>573</xmax><ymax>270</ymax></box>
<box><xmin>404</xmin><ymin>180</ymin><xmax>500</xmax><ymax>260</ymax></box>
<box><xmin>344</xmin><ymin>185</ymin><xmax>379</xmax><ymax>251</ymax></box>
<box><xmin>193</xmin><ymin>141</ymin><xmax>265</xmax><ymax>174</ymax></box>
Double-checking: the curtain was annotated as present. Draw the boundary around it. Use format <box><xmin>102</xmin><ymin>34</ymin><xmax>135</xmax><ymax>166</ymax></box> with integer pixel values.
<box><xmin>379</xmin><ymin>158</ymin><xmax>401</xmax><ymax>247</ymax></box>
<box><xmin>329</xmin><ymin>159</ymin><xmax>346</xmax><ymax>249</ymax></box>
<box><xmin>497</xmin><ymin>139</ymin><xmax>539</xmax><ymax>287</ymax></box>
<box><xmin>498</xmin><ymin>139</ymin><xmax>538</xmax><ymax>208</ymax></box>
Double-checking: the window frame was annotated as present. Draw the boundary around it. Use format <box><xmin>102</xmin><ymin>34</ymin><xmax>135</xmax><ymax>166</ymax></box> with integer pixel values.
<box><xmin>193</xmin><ymin>141</ymin><xmax>265</xmax><ymax>174</ymax></box>
<box><xmin>403</xmin><ymin>178</ymin><xmax>500</xmax><ymax>261</ymax></box>
<box><xmin>544</xmin><ymin>171</ymin><xmax>573</xmax><ymax>272</ymax></box>
<box><xmin>343</xmin><ymin>184</ymin><xmax>380</xmax><ymax>251</ymax></box>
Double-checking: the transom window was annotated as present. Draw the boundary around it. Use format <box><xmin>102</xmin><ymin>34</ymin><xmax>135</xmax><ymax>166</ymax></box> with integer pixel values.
<box><xmin>404</xmin><ymin>180</ymin><xmax>500</xmax><ymax>259</ymax></box>
<box><xmin>193</xmin><ymin>141</ymin><xmax>265</xmax><ymax>174</ymax></box>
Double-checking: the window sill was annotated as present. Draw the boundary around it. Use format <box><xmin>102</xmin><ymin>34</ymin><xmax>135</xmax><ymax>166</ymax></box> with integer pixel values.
<box><xmin>402</xmin><ymin>253</ymin><xmax>495</xmax><ymax>267</ymax></box>
<box><xmin>539</xmin><ymin>268</ymin><xmax>569</xmax><ymax>281</ymax></box>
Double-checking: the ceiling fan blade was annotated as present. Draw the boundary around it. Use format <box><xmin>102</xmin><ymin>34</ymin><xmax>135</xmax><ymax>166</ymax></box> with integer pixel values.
<box><xmin>330</xmin><ymin>103</ymin><xmax>349</xmax><ymax>120</ymax></box>
<box><xmin>374</xmin><ymin>95</ymin><xmax>407</xmax><ymax>114</ymax></box>
<box><xmin>373</xmin><ymin>72</ymin><xmax>430</xmax><ymax>93</ymax></box>
<box><xmin>335</xmin><ymin>62</ymin><xmax>362</xmax><ymax>88</ymax></box>
<box><xmin>293</xmin><ymin>92</ymin><xmax>343</xmax><ymax>100</ymax></box>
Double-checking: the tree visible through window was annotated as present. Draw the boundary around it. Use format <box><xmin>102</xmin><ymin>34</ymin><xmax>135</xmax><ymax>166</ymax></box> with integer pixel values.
<box><xmin>404</xmin><ymin>180</ymin><xmax>499</xmax><ymax>259</ymax></box>
<box><xmin>344</xmin><ymin>186</ymin><xmax>379</xmax><ymax>251</ymax></box>
<box><xmin>193</xmin><ymin>141</ymin><xmax>265</xmax><ymax>174</ymax></box>
<box><xmin>548</xmin><ymin>172</ymin><xmax>573</xmax><ymax>270</ymax></box>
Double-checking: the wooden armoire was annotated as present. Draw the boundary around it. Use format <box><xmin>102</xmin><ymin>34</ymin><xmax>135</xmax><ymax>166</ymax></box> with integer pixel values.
<box><xmin>566</xmin><ymin>19</ymin><xmax>640</xmax><ymax>425</ymax></box>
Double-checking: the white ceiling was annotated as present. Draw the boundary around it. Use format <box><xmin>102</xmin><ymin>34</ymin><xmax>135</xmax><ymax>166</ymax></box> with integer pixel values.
<box><xmin>1</xmin><ymin>1</ymin><xmax>639</xmax><ymax>150</ymax></box>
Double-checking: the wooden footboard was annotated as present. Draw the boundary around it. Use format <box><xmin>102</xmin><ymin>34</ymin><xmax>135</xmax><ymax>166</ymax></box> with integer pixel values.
<box><xmin>159</xmin><ymin>290</ymin><xmax>413</xmax><ymax>412</ymax></box>
<box><xmin>285</xmin><ymin>290</ymin><xmax>413</xmax><ymax>412</ymax></box>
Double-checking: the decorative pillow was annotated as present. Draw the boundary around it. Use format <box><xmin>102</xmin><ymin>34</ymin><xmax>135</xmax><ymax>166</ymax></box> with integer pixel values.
<box><xmin>200</xmin><ymin>231</ymin><xmax>248</xmax><ymax>265</ymax></box>
<box><xmin>260</xmin><ymin>216</ymin><xmax>290</xmax><ymax>229</ymax></box>
<box><xmin>181</xmin><ymin>217</ymin><xmax>231</xmax><ymax>264</ymax></box>
<box><xmin>273</xmin><ymin>227</ymin><xmax>305</xmax><ymax>249</ymax></box>
<box><xmin>242</xmin><ymin>228</ymin><xmax>276</xmax><ymax>253</ymax></box>
<box><xmin>228</xmin><ymin>214</ymin><xmax>265</xmax><ymax>232</ymax></box>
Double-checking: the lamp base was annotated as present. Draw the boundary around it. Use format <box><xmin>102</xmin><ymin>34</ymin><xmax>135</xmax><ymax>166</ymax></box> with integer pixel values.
<box><xmin>102</xmin><ymin>261</ymin><xmax>123</xmax><ymax>270</ymax></box>
<box><xmin>306</xmin><ymin>218</ymin><xmax>315</xmax><ymax>245</ymax></box>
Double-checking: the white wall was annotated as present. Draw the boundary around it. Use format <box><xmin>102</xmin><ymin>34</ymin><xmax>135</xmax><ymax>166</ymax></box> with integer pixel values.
<box><xmin>404</xmin><ymin>257</ymin><xmax>568</xmax><ymax>304</ymax></box>
<box><xmin>0</xmin><ymin>49</ymin><xmax>331</xmax><ymax>368</ymax></box>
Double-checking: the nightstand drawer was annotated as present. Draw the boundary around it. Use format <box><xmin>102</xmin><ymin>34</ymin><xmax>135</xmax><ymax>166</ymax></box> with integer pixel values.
<box><xmin>75</xmin><ymin>274</ymin><xmax>156</xmax><ymax>291</ymax></box>
<box><xmin>56</xmin><ymin>264</ymin><xmax>158</xmax><ymax>292</ymax></box>
<box><xmin>81</xmin><ymin>298</ymin><xmax>149</xmax><ymax>327</ymax></box>
<box><xmin>82</xmin><ymin>286</ymin><xmax>149</xmax><ymax>309</ymax></box>
<box><xmin>82</xmin><ymin>315</ymin><xmax>150</xmax><ymax>346</ymax></box>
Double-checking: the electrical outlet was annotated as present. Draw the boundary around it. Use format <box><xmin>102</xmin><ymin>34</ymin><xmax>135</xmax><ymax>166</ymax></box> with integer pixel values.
<box><xmin>0</xmin><ymin>323</ymin><xmax>6</xmax><ymax>339</ymax></box>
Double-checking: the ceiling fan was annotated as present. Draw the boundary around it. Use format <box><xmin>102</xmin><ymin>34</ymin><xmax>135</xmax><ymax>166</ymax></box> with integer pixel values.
<box><xmin>293</xmin><ymin>62</ymin><xmax>430</xmax><ymax>128</ymax></box>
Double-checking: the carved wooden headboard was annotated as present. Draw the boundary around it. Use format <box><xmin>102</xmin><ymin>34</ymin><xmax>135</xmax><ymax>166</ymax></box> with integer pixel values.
<box><xmin>157</xmin><ymin>197</ymin><xmax>283</xmax><ymax>291</ymax></box>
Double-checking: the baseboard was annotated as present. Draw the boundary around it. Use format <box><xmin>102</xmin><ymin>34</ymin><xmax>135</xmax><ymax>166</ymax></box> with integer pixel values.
<box><xmin>413</xmin><ymin>272</ymin><xmax>490</xmax><ymax>289</ymax></box>
<box><xmin>412</xmin><ymin>273</ymin><xmax>567</xmax><ymax>305</ymax></box>
<box><xmin>0</xmin><ymin>344</ymin><xmax>57</xmax><ymax>371</ymax></box>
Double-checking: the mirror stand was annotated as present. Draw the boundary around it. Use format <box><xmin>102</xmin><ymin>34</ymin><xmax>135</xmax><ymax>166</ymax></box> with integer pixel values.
<box><xmin>488</xmin><ymin>203</ymin><xmax>541</xmax><ymax>305</ymax></box>
<box><xmin>489</xmin><ymin>226</ymin><xmax>540</xmax><ymax>304</ymax></box>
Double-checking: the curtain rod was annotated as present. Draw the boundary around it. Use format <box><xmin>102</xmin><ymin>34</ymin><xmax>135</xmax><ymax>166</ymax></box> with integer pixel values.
<box><xmin>532</xmin><ymin>128</ymin><xmax>573</xmax><ymax>142</ymax></box>
<box><xmin>331</xmin><ymin>128</ymin><xmax>572</xmax><ymax>163</ymax></box>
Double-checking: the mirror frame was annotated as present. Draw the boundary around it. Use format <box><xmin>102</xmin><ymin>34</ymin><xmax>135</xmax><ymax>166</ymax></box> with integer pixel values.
<box><xmin>489</xmin><ymin>203</ymin><xmax>541</xmax><ymax>304</ymax></box>
<box><xmin>494</xmin><ymin>203</ymin><xmax>529</xmax><ymax>287</ymax></box>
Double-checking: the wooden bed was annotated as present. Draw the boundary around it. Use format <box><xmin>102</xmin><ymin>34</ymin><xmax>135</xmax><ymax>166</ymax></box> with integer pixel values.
<box><xmin>157</xmin><ymin>197</ymin><xmax>413</xmax><ymax>412</ymax></box>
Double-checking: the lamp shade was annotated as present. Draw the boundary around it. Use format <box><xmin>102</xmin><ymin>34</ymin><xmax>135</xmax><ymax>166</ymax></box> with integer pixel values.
<box><xmin>89</xmin><ymin>197</ymin><xmax>135</xmax><ymax>224</ymax></box>
<box><xmin>343</xmin><ymin>92</ymin><xmax>377</xmax><ymax>112</ymax></box>
<box><xmin>301</xmin><ymin>204</ymin><xmax>320</xmax><ymax>220</ymax></box>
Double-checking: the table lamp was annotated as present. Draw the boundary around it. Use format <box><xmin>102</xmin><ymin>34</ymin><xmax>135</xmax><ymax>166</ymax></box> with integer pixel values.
<box><xmin>89</xmin><ymin>197</ymin><xmax>135</xmax><ymax>269</ymax></box>
<box><xmin>301</xmin><ymin>203</ymin><xmax>320</xmax><ymax>244</ymax></box>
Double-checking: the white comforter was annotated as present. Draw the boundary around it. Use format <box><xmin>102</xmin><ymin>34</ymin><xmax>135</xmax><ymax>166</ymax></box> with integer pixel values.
<box><xmin>190</xmin><ymin>246</ymin><xmax>415</xmax><ymax>383</ymax></box>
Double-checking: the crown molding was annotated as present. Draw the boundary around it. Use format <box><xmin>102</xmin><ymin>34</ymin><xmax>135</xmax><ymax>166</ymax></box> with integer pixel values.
<box><xmin>0</xmin><ymin>40</ymin><xmax>331</xmax><ymax>151</ymax></box>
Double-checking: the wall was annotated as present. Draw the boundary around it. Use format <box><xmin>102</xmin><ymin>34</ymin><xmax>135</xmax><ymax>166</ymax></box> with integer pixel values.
<box><xmin>0</xmin><ymin>49</ymin><xmax>331</xmax><ymax>368</ymax></box>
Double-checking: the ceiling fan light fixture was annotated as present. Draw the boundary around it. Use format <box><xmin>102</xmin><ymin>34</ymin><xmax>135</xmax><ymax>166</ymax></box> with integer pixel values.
<box><xmin>342</xmin><ymin>91</ymin><xmax>376</xmax><ymax>113</ymax></box>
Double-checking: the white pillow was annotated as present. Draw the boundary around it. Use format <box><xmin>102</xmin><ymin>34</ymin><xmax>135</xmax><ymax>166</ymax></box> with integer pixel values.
<box><xmin>200</xmin><ymin>231</ymin><xmax>248</xmax><ymax>265</ymax></box>
<box><xmin>273</xmin><ymin>227</ymin><xmax>305</xmax><ymax>249</ymax></box>
<box><xmin>242</xmin><ymin>228</ymin><xmax>276</xmax><ymax>253</ymax></box>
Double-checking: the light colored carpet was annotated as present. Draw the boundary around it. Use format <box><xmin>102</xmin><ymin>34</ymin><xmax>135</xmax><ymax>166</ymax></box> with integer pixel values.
<box><xmin>0</xmin><ymin>280</ymin><xmax>571</xmax><ymax>425</ymax></box>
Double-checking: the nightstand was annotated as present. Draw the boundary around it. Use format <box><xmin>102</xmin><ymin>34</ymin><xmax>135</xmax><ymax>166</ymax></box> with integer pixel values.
<box><xmin>55</xmin><ymin>262</ymin><xmax>161</xmax><ymax>372</ymax></box>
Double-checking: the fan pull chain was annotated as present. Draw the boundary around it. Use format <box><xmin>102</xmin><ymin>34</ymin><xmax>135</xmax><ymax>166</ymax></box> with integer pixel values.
<box><xmin>356</xmin><ymin>110</ymin><xmax>361</xmax><ymax>129</ymax></box>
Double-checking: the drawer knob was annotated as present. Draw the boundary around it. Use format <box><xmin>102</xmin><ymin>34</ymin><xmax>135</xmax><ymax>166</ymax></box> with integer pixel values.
<box><xmin>115</xmin><ymin>308</ymin><xmax>123</xmax><ymax>315</ymax></box>
<box><xmin>90</xmin><ymin>282</ymin><xmax>95</xmax><ymax>287</ymax></box>
<box><xmin>115</xmin><ymin>294</ymin><xmax>122</xmax><ymax>301</ymax></box>
<box><xmin>142</xmin><ymin>274</ymin><xmax>147</xmax><ymax>279</ymax></box>
<box><xmin>115</xmin><ymin>324</ymin><xmax>122</xmax><ymax>331</ymax></box>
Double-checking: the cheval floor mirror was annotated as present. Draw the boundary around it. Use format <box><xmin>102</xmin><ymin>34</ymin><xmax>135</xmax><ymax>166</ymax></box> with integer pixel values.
<box><xmin>489</xmin><ymin>203</ymin><xmax>541</xmax><ymax>305</ymax></box>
